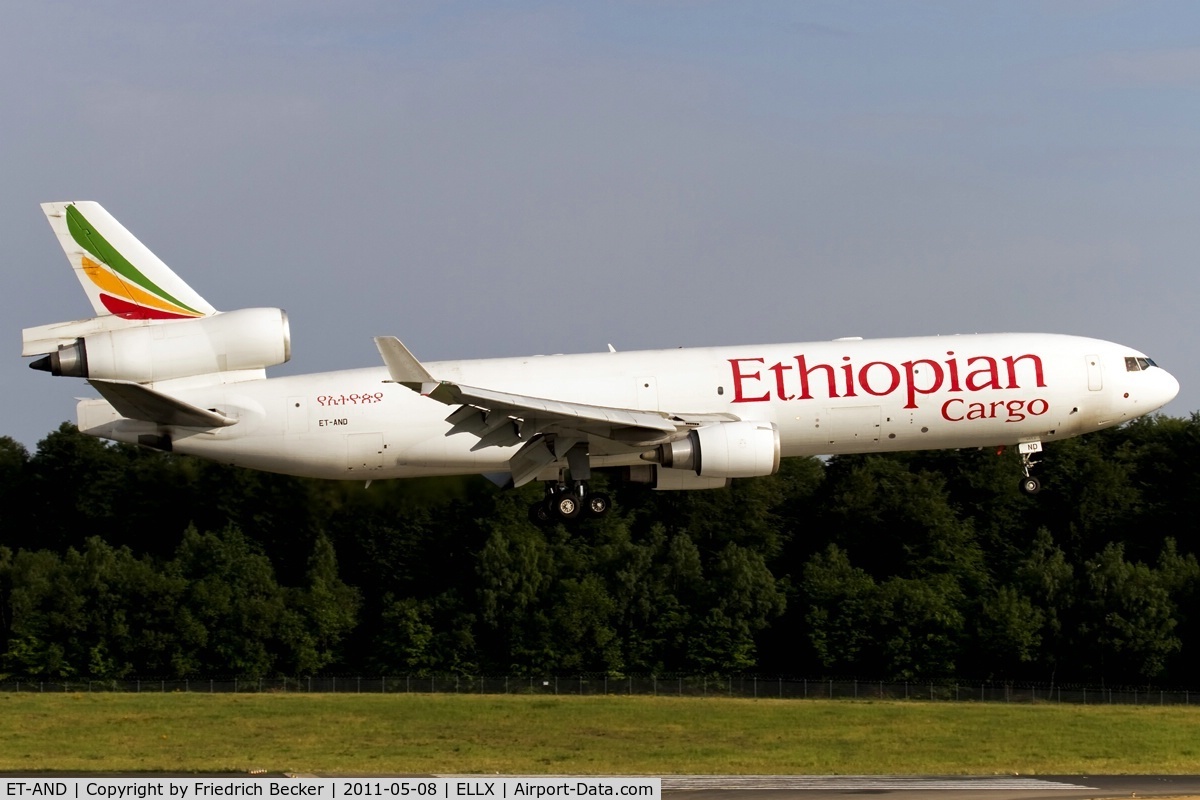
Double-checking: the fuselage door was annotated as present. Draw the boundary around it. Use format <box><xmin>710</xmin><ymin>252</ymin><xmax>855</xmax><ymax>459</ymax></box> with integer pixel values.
<box><xmin>1086</xmin><ymin>354</ymin><xmax>1103</xmax><ymax>391</ymax></box>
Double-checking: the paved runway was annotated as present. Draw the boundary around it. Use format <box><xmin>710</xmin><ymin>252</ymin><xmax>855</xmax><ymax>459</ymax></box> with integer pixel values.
<box><xmin>662</xmin><ymin>775</ymin><xmax>1097</xmax><ymax>789</ymax></box>
<box><xmin>654</xmin><ymin>774</ymin><xmax>1200</xmax><ymax>800</ymax></box>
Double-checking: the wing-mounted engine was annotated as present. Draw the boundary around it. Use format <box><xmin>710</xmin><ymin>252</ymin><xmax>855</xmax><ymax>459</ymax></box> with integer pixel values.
<box><xmin>648</xmin><ymin>420</ymin><xmax>781</xmax><ymax>479</ymax></box>
<box><xmin>25</xmin><ymin>307</ymin><xmax>291</xmax><ymax>383</ymax></box>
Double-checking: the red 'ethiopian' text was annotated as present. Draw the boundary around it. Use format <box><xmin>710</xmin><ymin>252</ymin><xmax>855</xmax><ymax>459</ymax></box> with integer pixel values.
<box><xmin>728</xmin><ymin>351</ymin><xmax>1047</xmax><ymax>413</ymax></box>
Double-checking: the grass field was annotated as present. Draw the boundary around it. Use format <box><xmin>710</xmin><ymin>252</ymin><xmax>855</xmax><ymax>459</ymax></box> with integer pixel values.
<box><xmin>1</xmin><ymin>693</ymin><xmax>1198</xmax><ymax>775</ymax></box>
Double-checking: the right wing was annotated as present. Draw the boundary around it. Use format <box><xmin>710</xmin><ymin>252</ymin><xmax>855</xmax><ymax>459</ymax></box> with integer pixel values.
<box><xmin>374</xmin><ymin>336</ymin><xmax>736</xmax><ymax>485</ymax></box>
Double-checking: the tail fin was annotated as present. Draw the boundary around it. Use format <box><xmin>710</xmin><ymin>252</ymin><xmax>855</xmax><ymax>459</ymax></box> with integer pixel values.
<box><xmin>41</xmin><ymin>201</ymin><xmax>217</xmax><ymax>320</ymax></box>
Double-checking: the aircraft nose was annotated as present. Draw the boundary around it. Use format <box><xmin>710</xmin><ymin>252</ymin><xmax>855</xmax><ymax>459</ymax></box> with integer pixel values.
<box><xmin>1152</xmin><ymin>366</ymin><xmax>1181</xmax><ymax>410</ymax></box>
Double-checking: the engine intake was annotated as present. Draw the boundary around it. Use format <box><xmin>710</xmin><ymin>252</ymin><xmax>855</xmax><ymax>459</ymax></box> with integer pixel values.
<box><xmin>650</xmin><ymin>421</ymin><xmax>781</xmax><ymax>479</ymax></box>
<box><xmin>30</xmin><ymin>307</ymin><xmax>291</xmax><ymax>383</ymax></box>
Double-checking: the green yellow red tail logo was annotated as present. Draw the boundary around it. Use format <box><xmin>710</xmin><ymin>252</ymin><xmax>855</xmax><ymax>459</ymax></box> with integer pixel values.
<box><xmin>66</xmin><ymin>204</ymin><xmax>206</xmax><ymax>320</ymax></box>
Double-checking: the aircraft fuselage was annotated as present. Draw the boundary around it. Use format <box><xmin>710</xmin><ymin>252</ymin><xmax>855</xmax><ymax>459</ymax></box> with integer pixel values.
<box><xmin>76</xmin><ymin>331</ymin><xmax>1178</xmax><ymax>481</ymax></box>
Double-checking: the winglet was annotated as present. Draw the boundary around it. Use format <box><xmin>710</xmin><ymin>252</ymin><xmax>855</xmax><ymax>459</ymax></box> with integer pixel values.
<box><xmin>374</xmin><ymin>336</ymin><xmax>439</xmax><ymax>394</ymax></box>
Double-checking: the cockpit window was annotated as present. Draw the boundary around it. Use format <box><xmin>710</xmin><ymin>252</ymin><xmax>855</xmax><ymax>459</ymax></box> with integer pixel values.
<box><xmin>1126</xmin><ymin>356</ymin><xmax>1160</xmax><ymax>372</ymax></box>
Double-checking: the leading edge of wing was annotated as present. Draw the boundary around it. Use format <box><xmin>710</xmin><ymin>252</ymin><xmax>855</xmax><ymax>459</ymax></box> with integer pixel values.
<box><xmin>372</xmin><ymin>336</ymin><xmax>725</xmax><ymax>443</ymax></box>
<box><xmin>430</xmin><ymin>381</ymin><xmax>679</xmax><ymax>435</ymax></box>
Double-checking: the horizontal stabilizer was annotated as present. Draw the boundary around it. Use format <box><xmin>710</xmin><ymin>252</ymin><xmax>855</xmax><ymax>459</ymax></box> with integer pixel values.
<box><xmin>374</xmin><ymin>336</ymin><xmax>438</xmax><ymax>393</ymax></box>
<box><xmin>88</xmin><ymin>379</ymin><xmax>237</xmax><ymax>428</ymax></box>
<box><xmin>22</xmin><ymin>315</ymin><xmax>144</xmax><ymax>357</ymax></box>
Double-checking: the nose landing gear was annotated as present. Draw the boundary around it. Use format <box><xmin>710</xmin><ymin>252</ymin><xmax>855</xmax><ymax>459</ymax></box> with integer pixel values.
<box><xmin>1017</xmin><ymin>440</ymin><xmax>1043</xmax><ymax>495</ymax></box>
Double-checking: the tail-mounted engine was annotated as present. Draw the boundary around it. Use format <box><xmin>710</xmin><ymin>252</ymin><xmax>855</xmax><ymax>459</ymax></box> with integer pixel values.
<box><xmin>27</xmin><ymin>307</ymin><xmax>291</xmax><ymax>383</ymax></box>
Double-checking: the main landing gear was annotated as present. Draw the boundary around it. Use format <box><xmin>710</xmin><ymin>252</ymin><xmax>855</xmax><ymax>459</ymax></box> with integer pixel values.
<box><xmin>1017</xmin><ymin>441</ymin><xmax>1043</xmax><ymax>496</ymax></box>
<box><xmin>527</xmin><ymin>440</ymin><xmax>611</xmax><ymax>523</ymax></box>
<box><xmin>529</xmin><ymin>481</ymin><xmax>611</xmax><ymax>523</ymax></box>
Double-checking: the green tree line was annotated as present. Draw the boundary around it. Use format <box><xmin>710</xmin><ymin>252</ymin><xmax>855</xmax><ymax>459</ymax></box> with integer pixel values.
<box><xmin>2</xmin><ymin>416</ymin><xmax>1198</xmax><ymax>686</ymax></box>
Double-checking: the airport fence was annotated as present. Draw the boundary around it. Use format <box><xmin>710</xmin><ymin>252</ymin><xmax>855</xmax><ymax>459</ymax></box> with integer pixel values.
<box><xmin>0</xmin><ymin>675</ymin><xmax>1195</xmax><ymax>705</ymax></box>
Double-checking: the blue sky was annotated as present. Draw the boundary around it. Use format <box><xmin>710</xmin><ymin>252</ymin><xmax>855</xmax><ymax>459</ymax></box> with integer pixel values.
<box><xmin>4</xmin><ymin>1</ymin><xmax>1198</xmax><ymax>448</ymax></box>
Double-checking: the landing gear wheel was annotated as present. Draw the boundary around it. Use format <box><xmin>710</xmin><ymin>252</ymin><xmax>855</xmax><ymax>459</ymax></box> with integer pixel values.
<box><xmin>1019</xmin><ymin>475</ymin><xmax>1042</xmax><ymax>495</ymax></box>
<box><xmin>587</xmin><ymin>493</ymin><xmax>611</xmax><ymax>516</ymax></box>
<box><xmin>555</xmin><ymin>494</ymin><xmax>582</xmax><ymax>520</ymax></box>
<box><xmin>529</xmin><ymin>501</ymin><xmax>553</xmax><ymax>525</ymax></box>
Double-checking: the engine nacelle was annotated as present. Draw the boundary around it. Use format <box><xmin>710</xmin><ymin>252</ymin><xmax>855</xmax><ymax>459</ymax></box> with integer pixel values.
<box><xmin>652</xmin><ymin>421</ymin><xmax>781</xmax><ymax>479</ymax></box>
<box><xmin>31</xmin><ymin>307</ymin><xmax>291</xmax><ymax>383</ymax></box>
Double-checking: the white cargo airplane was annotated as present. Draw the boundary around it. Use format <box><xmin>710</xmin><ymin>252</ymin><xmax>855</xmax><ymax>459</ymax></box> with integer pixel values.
<box><xmin>23</xmin><ymin>202</ymin><xmax>1179</xmax><ymax>520</ymax></box>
